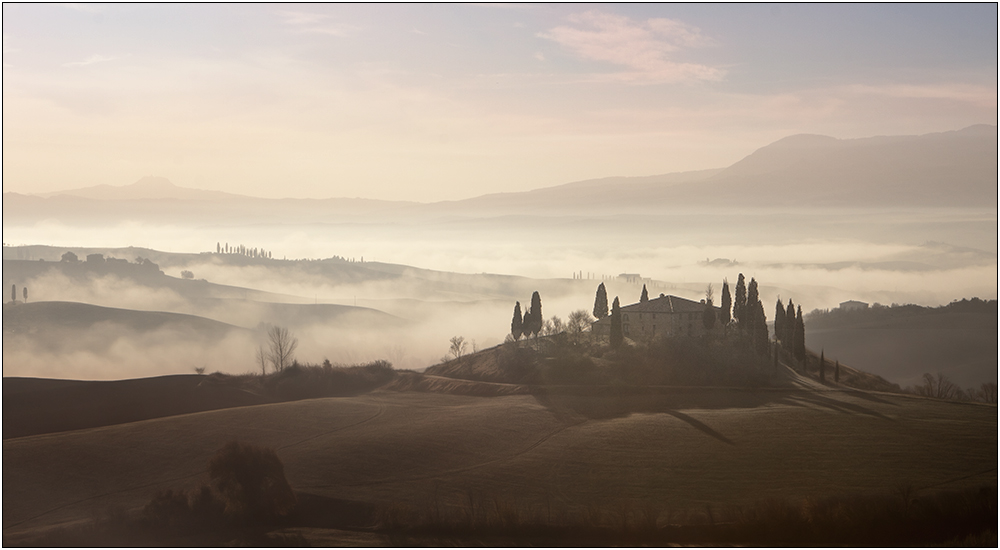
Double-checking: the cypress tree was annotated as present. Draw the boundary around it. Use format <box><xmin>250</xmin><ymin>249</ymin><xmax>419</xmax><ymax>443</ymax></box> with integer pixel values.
<box><xmin>753</xmin><ymin>300</ymin><xmax>769</xmax><ymax>355</ymax></box>
<box><xmin>511</xmin><ymin>302</ymin><xmax>523</xmax><ymax>341</ymax></box>
<box><xmin>610</xmin><ymin>296</ymin><xmax>623</xmax><ymax>349</ymax></box>
<box><xmin>733</xmin><ymin>274</ymin><xmax>747</xmax><ymax>325</ymax></box>
<box><xmin>593</xmin><ymin>283</ymin><xmax>609</xmax><ymax>319</ymax></box>
<box><xmin>720</xmin><ymin>279</ymin><xmax>732</xmax><ymax>326</ymax></box>
<box><xmin>835</xmin><ymin>360</ymin><xmax>840</xmax><ymax>383</ymax></box>
<box><xmin>528</xmin><ymin>291</ymin><xmax>543</xmax><ymax>337</ymax></box>
<box><xmin>820</xmin><ymin>349</ymin><xmax>826</xmax><ymax>383</ymax></box>
<box><xmin>775</xmin><ymin>298</ymin><xmax>786</xmax><ymax>344</ymax></box>
<box><xmin>745</xmin><ymin>277</ymin><xmax>759</xmax><ymax>335</ymax></box>
<box><xmin>785</xmin><ymin>300</ymin><xmax>796</xmax><ymax>345</ymax></box>
<box><xmin>11</xmin><ymin>284</ymin><xmax>15</xmax><ymax>303</ymax></box>
<box><xmin>747</xmin><ymin>277</ymin><xmax>759</xmax><ymax>308</ymax></box>
<box><xmin>640</xmin><ymin>284</ymin><xmax>649</xmax><ymax>303</ymax></box>
<box><xmin>794</xmin><ymin>305</ymin><xmax>806</xmax><ymax>363</ymax></box>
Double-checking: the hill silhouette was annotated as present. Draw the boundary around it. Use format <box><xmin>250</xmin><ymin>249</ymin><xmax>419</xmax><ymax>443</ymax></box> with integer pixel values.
<box><xmin>3</xmin><ymin>301</ymin><xmax>242</xmax><ymax>337</ymax></box>
<box><xmin>38</xmin><ymin>176</ymin><xmax>241</xmax><ymax>201</ymax></box>
<box><xmin>4</xmin><ymin>125</ymin><xmax>994</xmax><ymax>226</ymax></box>
<box><xmin>805</xmin><ymin>299</ymin><xmax>998</xmax><ymax>388</ymax></box>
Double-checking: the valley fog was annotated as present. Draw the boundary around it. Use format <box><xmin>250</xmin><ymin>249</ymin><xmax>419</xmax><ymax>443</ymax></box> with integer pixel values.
<box><xmin>3</xmin><ymin>205</ymin><xmax>995</xmax><ymax>382</ymax></box>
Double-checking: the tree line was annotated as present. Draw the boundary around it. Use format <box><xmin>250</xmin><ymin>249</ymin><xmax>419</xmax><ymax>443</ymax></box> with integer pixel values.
<box><xmin>217</xmin><ymin>242</ymin><xmax>272</xmax><ymax>259</ymax></box>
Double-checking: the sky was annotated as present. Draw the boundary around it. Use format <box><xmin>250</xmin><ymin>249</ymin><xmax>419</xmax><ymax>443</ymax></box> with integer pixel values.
<box><xmin>3</xmin><ymin>3</ymin><xmax>996</xmax><ymax>201</ymax></box>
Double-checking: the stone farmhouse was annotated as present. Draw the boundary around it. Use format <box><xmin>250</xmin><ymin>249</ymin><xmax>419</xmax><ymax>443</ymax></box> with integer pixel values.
<box><xmin>592</xmin><ymin>294</ymin><xmax>719</xmax><ymax>340</ymax></box>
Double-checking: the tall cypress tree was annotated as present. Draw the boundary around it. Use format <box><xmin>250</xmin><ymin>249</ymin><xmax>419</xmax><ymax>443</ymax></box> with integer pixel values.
<box><xmin>511</xmin><ymin>302</ymin><xmax>523</xmax><ymax>341</ymax></box>
<box><xmin>734</xmin><ymin>274</ymin><xmax>747</xmax><ymax>325</ymax></box>
<box><xmin>610</xmin><ymin>296</ymin><xmax>623</xmax><ymax>349</ymax></box>
<box><xmin>528</xmin><ymin>291</ymin><xmax>543</xmax><ymax>337</ymax></box>
<box><xmin>720</xmin><ymin>279</ymin><xmax>732</xmax><ymax>326</ymax></box>
<box><xmin>794</xmin><ymin>305</ymin><xmax>806</xmax><ymax>363</ymax></box>
<box><xmin>593</xmin><ymin>283</ymin><xmax>609</xmax><ymax>319</ymax></box>
<box><xmin>747</xmin><ymin>277</ymin><xmax>759</xmax><ymax>308</ymax></box>
<box><xmin>820</xmin><ymin>349</ymin><xmax>826</xmax><ymax>383</ymax></box>
<box><xmin>745</xmin><ymin>277</ymin><xmax>759</xmax><ymax>334</ymax></box>
<box><xmin>785</xmin><ymin>300</ymin><xmax>796</xmax><ymax>345</ymax></box>
<box><xmin>754</xmin><ymin>300</ymin><xmax>769</xmax><ymax>355</ymax></box>
<box><xmin>640</xmin><ymin>284</ymin><xmax>649</xmax><ymax>303</ymax></box>
<box><xmin>775</xmin><ymin>298</ymin><xmax>786</xmax><ymax>344</ymax></box>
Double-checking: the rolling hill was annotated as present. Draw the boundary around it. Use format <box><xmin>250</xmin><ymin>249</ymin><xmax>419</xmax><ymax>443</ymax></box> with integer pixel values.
<box><xmin>805</xmin><ymin>299</ymin><xmax>998</xmax><ymax>389</ymax></box>
<box><xmin>3</xmin><ymin>381</ymin><xmax>995</xmax><ymax>545</ymax></box>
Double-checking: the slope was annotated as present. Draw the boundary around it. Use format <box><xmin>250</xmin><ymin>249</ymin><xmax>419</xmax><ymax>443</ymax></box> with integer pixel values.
<box><xmin>3</xmin><ymin>388</ymin><xmax>995</xmax><ymax>544</ymax></box>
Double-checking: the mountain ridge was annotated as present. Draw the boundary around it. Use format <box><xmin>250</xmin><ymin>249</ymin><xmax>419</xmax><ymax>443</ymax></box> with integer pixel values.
<box><xmin>5</xmin><ymin>125</ymin><xmax>995</xmax><ymax>222</ymax></box>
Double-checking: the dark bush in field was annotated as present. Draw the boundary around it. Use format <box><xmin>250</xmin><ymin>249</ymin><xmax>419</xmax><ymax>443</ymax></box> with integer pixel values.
<box><xmin>208</xmin><ymin>441</ymin><xmax>296</xmax><ymax>525</ymax></box>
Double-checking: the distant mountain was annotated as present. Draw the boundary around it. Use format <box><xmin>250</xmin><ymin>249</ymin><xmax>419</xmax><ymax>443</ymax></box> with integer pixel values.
<box><xmin>449</xmin><ymin>125</ymin><xmax>996</xmax><ymax>212</ymax></box>
<box><xmin>692</xmin><ymin>124</ymin><xmax>997</xmax><ymax>208</ymax></box>
<box><xmin>38</xmin><ymin>176</ymin><xmax>242</xmax><ymax>201</ymax></box>
<box><xmin>4</xmin><ymin>125</ymin><xmax>994</xmax><ymax>226</ymax></box>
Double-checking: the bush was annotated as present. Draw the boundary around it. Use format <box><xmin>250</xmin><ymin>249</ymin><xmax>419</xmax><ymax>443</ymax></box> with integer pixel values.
<box><xmin>208</xmin><ymin>441</ymin><xmax>296</xmax><ymax>525</ymax></box>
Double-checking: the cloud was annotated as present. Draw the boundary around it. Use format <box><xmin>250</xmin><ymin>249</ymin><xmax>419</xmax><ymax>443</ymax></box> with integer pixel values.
<box><xmin>63</xmin><ymin>54</ymin><xmax>116</xmax><ymax>67</ymax></box>
<box><xmin>278</xmin><ymin>10</ymin><xmax>361</xmax><ymax>37</ymax></box>
<box><xmin>538</xmin><ymin>10</ymin><xmax>723</xmax><ymax>84</ymax></box>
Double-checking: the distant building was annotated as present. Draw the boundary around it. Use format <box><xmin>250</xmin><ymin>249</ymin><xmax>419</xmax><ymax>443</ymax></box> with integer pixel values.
<box><xmin>839</xmin><ymin>300</ymin><xmax>869</xmax><ymax>311</ymax></box>
<box><xmin>618</xmin><ymin>273</ymin><xmax>642</xmax><ymax>283</ymax></box>
<box><xmin>592</xmin><ymin>294</ymin><xmax>717</xmax><ymax>339</ymax></box>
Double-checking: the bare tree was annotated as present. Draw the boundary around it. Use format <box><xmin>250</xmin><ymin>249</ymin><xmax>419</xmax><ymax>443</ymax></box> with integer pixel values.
<box><xmin>448</xmin><ymin>336</ymin><xmax>468</xmax><ymax>359</ymax></box>
<box><xmin>567</xmin><ymin>310</ymin><xmax>593</xmax><ymax>333</ymax></box>
<box><xmin>267</xmin><ymin>326</ymin><xmax>298</xmax><ymax>372</ymax></box>
<box><xmin>549</xmin><ymin>315</ymin><xmax>564</xmax><ymax>334</ymax></box>
<box><xmin>970</xmin><ymin>382</ymin><xmax>998</xmax><ymax>404</ymax></box>
<box><xmin>256</xmin><ymin>344</ymin><xmax>270</xmax><ymax>375</ymax></box>
<box><xmin>916</xmin><ymin>373</ymin><xmax>964</xmax><ymax>400</ymax></box>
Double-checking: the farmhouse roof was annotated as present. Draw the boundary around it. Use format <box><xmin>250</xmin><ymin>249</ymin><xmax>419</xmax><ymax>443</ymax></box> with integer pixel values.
<box><xmin>621</xmin><ymin>294</ymin><xmax>708</xmax><ymax>314</ymax></box>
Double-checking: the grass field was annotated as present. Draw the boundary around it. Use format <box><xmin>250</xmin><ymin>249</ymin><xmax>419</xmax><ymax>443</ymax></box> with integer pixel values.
<box><xmin>3</xmin><ymin>371</ymin><xmax>995</xmax><ymax>545</ymax></box>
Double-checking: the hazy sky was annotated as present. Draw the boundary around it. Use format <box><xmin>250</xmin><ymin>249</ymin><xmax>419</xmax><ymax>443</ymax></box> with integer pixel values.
<box><xmin>3</xmin><ymin>3</ymin><xmax>996</xmax><ymax>201</ymax></box>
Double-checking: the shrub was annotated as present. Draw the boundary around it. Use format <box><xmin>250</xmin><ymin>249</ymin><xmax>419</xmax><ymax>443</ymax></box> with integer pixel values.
<box><xmin>208</xmin><ymin>441</ymin><xmax>296</xmax><ymax>525</ymax></box>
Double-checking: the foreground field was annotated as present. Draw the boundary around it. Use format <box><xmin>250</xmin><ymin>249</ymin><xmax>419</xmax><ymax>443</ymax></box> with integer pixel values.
<box><xmin>3</xmin><ymin>376</ymin><xmax>995</xmax><ymax>545</ymax></box>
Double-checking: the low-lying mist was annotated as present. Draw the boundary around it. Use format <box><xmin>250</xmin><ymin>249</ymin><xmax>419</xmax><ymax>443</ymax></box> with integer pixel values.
<box><xmin>3</xmin><ymin>206</ymin><xmax>996</xmax><ymax>381</ymax></box>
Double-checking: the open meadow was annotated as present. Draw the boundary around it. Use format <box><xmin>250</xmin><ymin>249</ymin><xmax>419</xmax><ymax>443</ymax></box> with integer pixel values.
<box><xmin>3</xmin><ymin>361</ymin><xmax>996</xmax><ymax>546</ymax></box>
